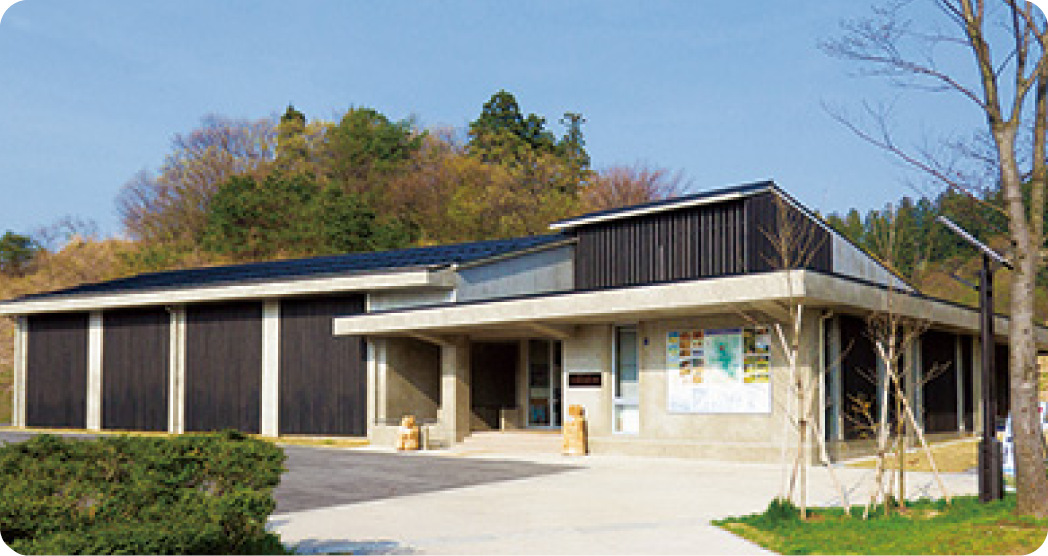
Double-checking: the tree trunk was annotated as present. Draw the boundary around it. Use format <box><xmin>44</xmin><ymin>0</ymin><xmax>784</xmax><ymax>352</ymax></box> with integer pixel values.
<box><xmin>1009</xmin><ymin>258</ymin><xmax>1048</xmax><ymax>517</ymax></box>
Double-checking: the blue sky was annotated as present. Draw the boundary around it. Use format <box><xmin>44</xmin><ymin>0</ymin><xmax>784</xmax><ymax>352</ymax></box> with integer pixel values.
<box><xmin>0</xmin><ymin>0</ymin><xmax>1017</xmax><ymax>238</ymax></box>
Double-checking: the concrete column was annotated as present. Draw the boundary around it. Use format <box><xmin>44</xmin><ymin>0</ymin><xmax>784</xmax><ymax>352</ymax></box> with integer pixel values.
<box><xmin>168</xmin><ymin>306</ymin><xmax>186</xmax><ymax>434</ymax></box>
<box><xmin>827</xmin><ymin>316</ymin><xmax>843</xmax><ymax>442</ymax></box>
<box><xmin>972</xmin><ymin>336</ymin><xmax>983</xmax><ymax>434</ymax></box>
<box><xmin>366</xmin><ymin>338</ymin><xmax>376</xmax><ymax>440</ymax></box>
<box><xmin>376</xmin><ymin>338</ymin><xmax>387</xmax><ymax>424</ymax></box>
<box><xmin>12</xmin><ymin>316</ymin><xmax>27</xmax><ymax>427</ymax></box>
<box><xmin>86</xmin><ymin>311</ymin><xmax>103</xmax><ymax>431</ymax></box>
<box><xmin>956</xmin><ymin>335</ymin><xmax>965</xmax><ymax>433</ymax></box>
<box><xmin>909</xmin><ymin>340</ymin><xmax>923</xmax><ymax>431</ymax></box>
<box><xmin>260</xmin><ymin>300</ymin><xmax>280</xmax><ymax>437</ymax></box>
<box><xmin>439</xmin><ymin>336</ymin><xmax>470</xmax><ymax>443</ymax></box>
<box><xmin>518</xmin><ymin>338</ymin><xmax>529</xmax><ymax>425</ymax></box>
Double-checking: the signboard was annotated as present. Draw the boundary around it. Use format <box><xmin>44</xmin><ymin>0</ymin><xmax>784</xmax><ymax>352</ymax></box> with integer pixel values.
<box><xmin>568</xmin><ymin>373</ymin><xmax>602</xmax><ymax>388</ymax></box>
<box><xmin>667</xmin><ymin>326</ymin><xmax>772</xmax><ymax>414</ymax></box>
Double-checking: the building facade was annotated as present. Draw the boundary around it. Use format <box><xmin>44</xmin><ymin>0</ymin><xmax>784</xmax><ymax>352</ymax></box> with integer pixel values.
<box><xmin>4</xmin><ymin>181</ymin><xmax>1044</xmax><ymax>460</ymax></box>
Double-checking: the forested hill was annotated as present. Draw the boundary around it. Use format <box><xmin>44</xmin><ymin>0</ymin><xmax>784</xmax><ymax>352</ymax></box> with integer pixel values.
<box><xmin>822</xmin><ymin>186</ymin><xmax>1048</xmax><ymax>322</ymax></box>
<box><xmin>0</xmin><ymin>91</ymin><xmax>692</xmax><ymax>422</ymax></box>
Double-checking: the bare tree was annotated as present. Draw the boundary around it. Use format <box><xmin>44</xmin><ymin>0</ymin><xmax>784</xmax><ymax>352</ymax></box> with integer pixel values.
<box><xmin>823</xmin><ymin>0</ymin><xmax>1048</xmax><ymax>515</ymax></box>
<box><xmin>116</xmin><ymin>115</ymin><xmax>276</xmax><ymax>246</ymax></box>
<box><xmin>580</xmin><ymin>164</ymin><xmax>689</xmax><ymax>212</ymax></box>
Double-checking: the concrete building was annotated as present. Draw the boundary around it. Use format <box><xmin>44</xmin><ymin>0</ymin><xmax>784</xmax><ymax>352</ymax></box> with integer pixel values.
<box><xmin>4</xmin><ymin>181</ymin><xmax>1046</xmax><ymax>460</ymax></box>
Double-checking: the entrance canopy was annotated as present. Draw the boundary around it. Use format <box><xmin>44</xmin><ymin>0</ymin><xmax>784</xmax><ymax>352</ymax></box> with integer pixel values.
<box><xmin>334</xmin><ymin>270</ymin><xmax>1045</xmax><ymax>346</ymax></box>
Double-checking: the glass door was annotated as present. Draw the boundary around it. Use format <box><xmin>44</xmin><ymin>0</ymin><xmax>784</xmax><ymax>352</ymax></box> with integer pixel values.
<box><xmin>614</xmin><ymin>326</ymin><xmax>640</xmax><ymax>434</ymax></box>
<box><xmin>527</xmin><ymin>339</ymin><xmax>563</xmax><ymax>428</ymax></box>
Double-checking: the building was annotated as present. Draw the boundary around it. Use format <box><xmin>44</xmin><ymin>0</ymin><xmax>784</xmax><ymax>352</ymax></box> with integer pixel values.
<box><xmin>4</xmin><ymin>181</ymin><xmax>1045</xmax><ymax>460</ymax></box>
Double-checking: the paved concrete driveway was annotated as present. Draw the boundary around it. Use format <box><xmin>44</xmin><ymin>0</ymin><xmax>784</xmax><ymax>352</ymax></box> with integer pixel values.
<box><xmin>271</xmin><ymin>449</ymin><xmax>978</xmax><ymax>555</ymax></box>
<box><xmin>0</xmin><ymin>433</ymin><xmax>979</xmax><ymax>555</ymax></box>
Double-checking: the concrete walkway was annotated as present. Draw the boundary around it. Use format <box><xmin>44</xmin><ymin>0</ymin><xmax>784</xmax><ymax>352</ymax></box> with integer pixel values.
<box><xmin>270</xmin><ymin>449</ymin><xmax>978</xmax><ymax>555</ymax></box>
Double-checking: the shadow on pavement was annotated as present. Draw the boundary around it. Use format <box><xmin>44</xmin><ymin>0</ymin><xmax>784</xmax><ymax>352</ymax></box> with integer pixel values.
<box><xmin>0</xmin><ymin>432</ymin><xmax>581</xmax><ymax>516</ymax></box>
<box><xmin>275</xmin><ymin>446</ymin><xmax>581</xmax><ymax>514</ymax></box>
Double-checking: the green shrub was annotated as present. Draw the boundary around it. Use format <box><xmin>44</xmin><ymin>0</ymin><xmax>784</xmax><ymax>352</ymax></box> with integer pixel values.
<box><xmin>0</xmin><ymin>431</ymin><xmax>288</xmax><ymax>555</ymax></box>
<box><xmin>761</xmin><ymin>497</ymin><xmax>801</xmax><ymax>524</ymax></box>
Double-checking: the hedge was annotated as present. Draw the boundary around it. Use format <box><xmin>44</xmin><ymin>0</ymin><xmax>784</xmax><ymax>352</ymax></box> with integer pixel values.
<box><xmin>0</xmin><ymin>431</ymin><xmax>288</xmax><ymax>555</ymax></box>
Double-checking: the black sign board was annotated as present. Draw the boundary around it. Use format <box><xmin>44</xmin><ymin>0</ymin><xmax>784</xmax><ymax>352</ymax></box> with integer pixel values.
<box><xmin>568</xmin><ymin>372</ymin><xmax>602</xmax><ymax>388</ymax></box>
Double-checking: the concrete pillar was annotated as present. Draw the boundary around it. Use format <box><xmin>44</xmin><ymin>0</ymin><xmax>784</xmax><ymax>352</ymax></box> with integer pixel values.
<box><xmin>439</xmin><ymin>336</ymin><xmax>470</xmax><ymax>443</ymax></box>
<box><xmin>366</xmin><ymin>338</ymin><xmax>376</xmax><ymax>440</ymax></box>
<box><xmin>909</xmin><ymin>340</ymin><xmax>923</xmax><ymax>431</ymax></box>
<box><xmin>827</xmin><ymin>315</ymin><xmax>843</xmax><ymax>442</ymax></box>
<box><xmin>260</xmin><ymin>300</ymin><xmax>280</xmax><ymax>437</ymax></box>
<box><xmin>86</xmin><ymin>311</ymin><xmax>103</xmax><ymax>431</ymax></box>
<box><xmin>518</xmin><ymin>338</ymin><xmax>529</xmax><ymax>424</ymax></box>
<box><xmin>376</xmin><ymin>338</ymin><xmax>387</xmax><ymax>425</ymax></box>
<box><xmin>973</xmin><ymin>336</ymin><xmax>983</xmax><ymax>434</ymax></box>
<box><xmin>12</xmin><ymin>316</ymin><xmax>27</xmax><ymax>427</ymax></box>
<box><xmin>956</xmin><ymin>334</ymin><xmax>965</xmax><ymax>433</ymax></box>
<box><xmin>168</xmin><ymin>306</ymin><xmax>186</xmax><ymax>434</ymax></box>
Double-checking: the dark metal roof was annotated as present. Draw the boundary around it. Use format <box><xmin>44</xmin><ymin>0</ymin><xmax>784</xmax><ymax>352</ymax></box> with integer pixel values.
<box><xmin>14</xmin><ymin>234</ymin><xmax>569</xmax><ymax>302</ymax></box>
<box><xmin>550</xmin><ymin>180</ymin><xmax>774</xmax><ymax>229</ymax></box>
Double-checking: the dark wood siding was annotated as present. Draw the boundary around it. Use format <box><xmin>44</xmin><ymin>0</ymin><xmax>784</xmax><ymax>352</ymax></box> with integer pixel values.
<box><xmin>102</xmin><ymin>308</ymin><xmax>170</xmax><ymax>431</ymax></box>
<box><xmin>995</xmin><ymin>343</ymin><xmax>1010</xmax><ymax>420</ymax></box>
<box><xmin>26</xmin><ymin>313</ymin><xmax>88</xmax><ymax>428</ymax></box>
<box><xmin>745</xmin><ymin>192</ymin><xmax>832</xmax><ymax>274</ymax></box>
<box><xmin>279</xmin><ymin>295</ymin><xmax>366</xmax><ymax>436</ymax></box>
<box><xmin>185</xmin><ymin>302</ymin><xmax>263</xmax><ymax>433</ymax></box>
<box><xmin>840</xmin><ymin>314</ymin><xmax>878</xmax><ymax>440</ymax></box>
<box><xmin>572</xmin><ymin>191</ymin><xmax>832</xmax><ymax>290</ymax></box>
<box><xmin>574</xmin><ymin>199</ymin><xmax>746</xmax><ymax>289</ymax></box>
<box><xmin>921</xmin><ymin>330</ymin><xmax>958</xmax><ymax>433</ymax></box>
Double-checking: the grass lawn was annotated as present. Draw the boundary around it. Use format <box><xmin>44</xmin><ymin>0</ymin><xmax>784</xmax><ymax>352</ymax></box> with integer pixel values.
<box><xmin>714</xmin><ymin>495</ymin><xmax>1048</xmax><ymax>555</ymax></box>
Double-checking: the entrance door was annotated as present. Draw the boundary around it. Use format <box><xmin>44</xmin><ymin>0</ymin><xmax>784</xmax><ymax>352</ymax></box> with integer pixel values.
<box><xmin>527</xmin><ymin>339</ymin><xmax>562</xmax><ymax>428</ymax></box>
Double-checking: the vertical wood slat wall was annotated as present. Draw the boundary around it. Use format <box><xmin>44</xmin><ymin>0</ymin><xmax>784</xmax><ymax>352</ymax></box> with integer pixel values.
<box><xmin>25</xmin><ymin>313</ymin><xmax>89</xmax><ymax>428</ymax></box>
<box><xmin>102</xmin><ymin>307</ymin><xmax>170</xmax><ymax>431</ymax></box>
<box><xmin>279</xmin><ymin>295</ymin><xmax>366</xmax><ymax>436</ymax></box>
<box><xmin>184</xmin><ymin>302</ymin><xmax>263</xmax><ymax>433</ymax></box>
<box><xmin>575</xmin><ymin>199</ymin><xmax>746</xmax><ymax>289</ymax></box>
<box><xmin>921</xmin><ymin>329</ymin><xmax>960</xmax><ymax>433</ymax></box>
<box><xmin>573</xmin><ymin>192</ymin><xmax>832</xmax><ymax>290</ymax></box>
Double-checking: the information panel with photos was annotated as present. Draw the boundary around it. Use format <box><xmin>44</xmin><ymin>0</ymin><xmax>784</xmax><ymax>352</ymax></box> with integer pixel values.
<box><xmin>666</xmin><ymin>326</ymin><xmax>772</xmax><ymax>414</ymax></box>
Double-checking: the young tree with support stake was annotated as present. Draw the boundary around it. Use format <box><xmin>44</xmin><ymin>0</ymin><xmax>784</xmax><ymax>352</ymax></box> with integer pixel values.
<box><xmin>747</xmin><ymin>195</ymin><xmax>849</xmax><ymax>520</ymax></box>
<box><xmin>823</xmin><ymin>0</ymin><xmax>1048</xmax><ymax>516</ymax></box>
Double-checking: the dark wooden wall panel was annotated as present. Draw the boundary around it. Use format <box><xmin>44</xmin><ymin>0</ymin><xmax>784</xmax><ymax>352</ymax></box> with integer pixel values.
<box><xmin>921</xmin><ymin>330</ymin><xmax>958</xmax><ymax>433</ymax></box>
<box><xmin>574</xmin><ymin>199</ymin><xmax>746</xmax><ymax>289</ymax></box>
<box><xmin>279</xmin><ymin>295</ymin><xmax>366</xmax><ymax>436</ymax></box>
<box><xmin>961</xmin><ymin>336</ymin><xmax>974</xmax><ymax>431</ymax></box>
<box><xmin>102</xmin><ymin>308</ymin><xmax>169</xmax><ymax>431</ymax></box>
<box><xmin>185</xmin><ymin>302</ymin><xmax>263</xmax><ymax>433</ymax></box>
<box><xmin>840</xmin><ymin>314</ymin><xmax>878</xmax><ymax>440</ymax></box>
<box><xmin>994</xmin><ymin>344</ymin><xmax>1010</xmax><ymax>420</ymax></box>
<box><xmin>745</xmin><ymin>192</ymin><xmax>832</xmax><ymax>274</ymax></box>
<box><xmin>26</xmin><ymin>313</ymin><xmax>88</xmax><ymax>428</ymax></box>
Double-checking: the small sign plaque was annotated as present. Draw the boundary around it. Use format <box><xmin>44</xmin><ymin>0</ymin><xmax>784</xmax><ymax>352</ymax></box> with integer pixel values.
<box><xmin>568</xmin><ymin>373</ymin><xmax>602</xmax><ymax>388</ymax></box>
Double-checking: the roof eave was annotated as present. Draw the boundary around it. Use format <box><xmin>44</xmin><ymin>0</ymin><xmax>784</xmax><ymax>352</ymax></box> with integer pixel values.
<box><xmin>0</xmin><ymin>266</ymin><xmax>454</xmax><ymax>316</ymax></box>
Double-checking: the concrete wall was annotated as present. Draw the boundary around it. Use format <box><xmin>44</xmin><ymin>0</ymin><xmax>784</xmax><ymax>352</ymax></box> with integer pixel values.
<box><xmin>457</xmin><ymin>245</ymin><xmax>573</xmax><ymax>303</ymax></box>
<box><xmin>831</xmin><ymin>235</ymin><xmax>912</xmax><ymax>291</ymax></box>
<box><xmin>563</xmin><ymin>324</ymin><xmax>614</xmax><ymax>437</ymax></box>
<box><xmin>563</xmin><ymin>312</ymin><xmax>821</xmax><ymax>461</ymax></box>
<box><xmin>383</xmin><ymin>337</ymin><xmax>441</xmax><ymax>422</ymax></box>
<box><xmin>369</xmin><ymin>289</ymin><xmax>454</xmax><ymax>312</ymax></box>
